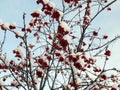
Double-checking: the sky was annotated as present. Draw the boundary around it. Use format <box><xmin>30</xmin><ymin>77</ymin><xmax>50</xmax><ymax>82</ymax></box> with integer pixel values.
<box><xmin>91</xmin><ymin>0</ymin><xmax>120</xmax><ymax>69</ymax></box>
<box><xmin>0</xmin><ymin>0</ymin><xmax>120</xmax><ymax>72</ymax></box>
<box><xmin>0</xmin><ymin>0</ymin><xmax>40</xmax><ymax>58</ymax></box>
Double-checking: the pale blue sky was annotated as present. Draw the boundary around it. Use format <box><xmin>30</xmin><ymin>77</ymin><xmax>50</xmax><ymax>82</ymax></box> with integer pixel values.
<box><xmin>0</xmin><ymin>0</ymin><xmax>40</xmax><ymax>60</ymax></box>
<box><xmin>91</xmin><ymin>1</ymin><xmax>120</xmax><ymax>69</ymax></box>
<box><xmin>0</xmin><ymin>0</ymin><xmax>39</xmax><ymax>24</ymax></box>
<box><xmin>0</xmin><ymin>0</ymin><xmax>120</xmax><ymax>69</ymax></box>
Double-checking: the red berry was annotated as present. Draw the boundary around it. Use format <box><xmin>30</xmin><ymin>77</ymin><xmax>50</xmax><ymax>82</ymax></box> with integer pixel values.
<box><xmin>93</xmin><ymin>31</ymin><xmax>98</xmax><ymax>36</ymax></box>
<box><xmin>103</xmin><ymin>35</ymin><xmax>108</xmax><ymax>39</ymax></box>
<box><xmin>104</xmin><ymin>50</ymin><xmax>111</xmax><ymax>56</ymax></box>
